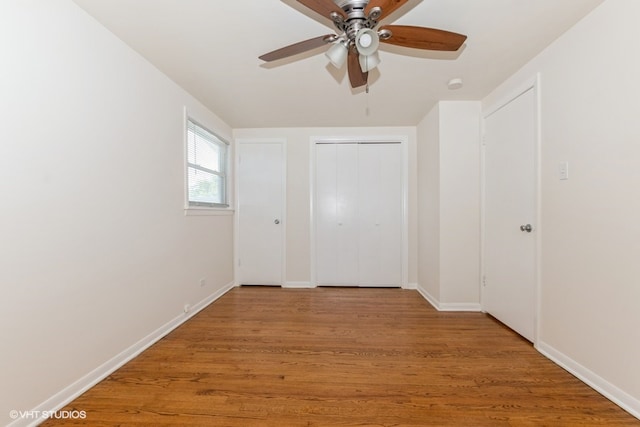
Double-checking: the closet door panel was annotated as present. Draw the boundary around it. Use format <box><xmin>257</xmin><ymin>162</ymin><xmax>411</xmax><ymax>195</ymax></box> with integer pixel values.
<box><xmin>315</xmin><ymin>144</ymin><xmax>359</xmax><ymax>286</ymax></box>
<box><xmin>335</xmin><ymin>144</ymin><xmax>359</xmax><ymax>285</ymax></box>
<box><xmin>358</xmin><ymin>144</ymin><xmax>382</xmax><ymax>285</ymax></box>
<box><xmin>376</xmin><ymin>143</ymin><xmax>403</xmax><ymax>285</ymax></box>
<box><xmin>358</xmin><ymin>143</ymin><xmax>403</xmax><ymax>286</ymax></box>
<box><xmin>315</xmin><ymin>144</ymin><xmax>338</xmax><ymax>285</ymax></box>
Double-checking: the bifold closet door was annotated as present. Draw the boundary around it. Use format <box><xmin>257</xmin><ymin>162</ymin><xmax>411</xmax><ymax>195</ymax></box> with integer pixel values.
<box><xmin>315</xmin><ymin>142</ymin><xmax>402</xmax><ymax>287</ymax></box>
<box><xmin>358</xmin><ymin>143</ymin><xmax>403</xmax><ymax>286</ymax></box>
<box><xmin>315</xmin><ymin>144</ymin><xmax>359</xmax><ymax>285</ymax></box>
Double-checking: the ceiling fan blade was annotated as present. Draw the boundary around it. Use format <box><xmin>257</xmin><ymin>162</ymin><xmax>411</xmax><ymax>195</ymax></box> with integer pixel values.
<box><xmin>380</xmin><ymin>25</ymin><xmax>467</xmax><ymax>51</ymax></box>
<box><xmin>259</xmin><ymin>34</ymin><xmax>336</xmax><ymax>62</ymax></box>
<box><xmin>347</xmin><ymin>46</ymin><xmax>368</xmax><ymax>88</ymax></box>
<box><xmin>365</xmin><ymin>0</ymin><xmax>408</xmax><ymax>21</ymax></box>
<box><xmin>297</xmin><ymin>0</ymin><xmax>345</xmax><ymax>19</ymax></box>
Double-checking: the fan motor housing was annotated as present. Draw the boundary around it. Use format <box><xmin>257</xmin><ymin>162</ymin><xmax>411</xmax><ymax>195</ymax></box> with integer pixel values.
<box><xmin>335</xmin><ymin>0</ymin><xmax>369</xmax><ymax>20</ymax></box>
<box><xmin>332</xmin><ymin>0</ymin><xmax>380</xmax><ymax>41</ymax></box>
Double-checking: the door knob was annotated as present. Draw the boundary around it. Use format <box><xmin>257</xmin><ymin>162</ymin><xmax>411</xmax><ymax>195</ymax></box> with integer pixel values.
<box><xmin>274</xmin><ymin>219</ymin><xmax>280</xmax><ymax>225</ymax></box>
<box><xmin>520</xmin><ymin>224</ymin><xmax>533</xmax><ymax>233</ymax></box>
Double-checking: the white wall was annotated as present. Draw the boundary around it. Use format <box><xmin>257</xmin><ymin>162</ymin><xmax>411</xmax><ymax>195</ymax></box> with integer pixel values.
<box><xmin>233</xmin><ymin>127</ymin><xmax>418</xmax><ymax>287</ymax></box>
<box><xmin>483</xmin><ymin>0</ymin><xmax>640</xmax><ymax>415</ymax></box>
<box><xmin>416</xmin><ymin>102</ymin><xmax>482</xmax><ymax>309</ymax></box>
<box><xmin>0</xmin><ymin>1</ymin><xmax>234</xmax><ymax>423</ymax></box>
<box><xmin>439</xmin><ymin>102</ymin><xmax>482</xmax><ymax>304</ymax></box>
<box><xmin>417</xmin><ymin>106</ymin><xmax>441</xmax><ymax>301</ymax></box>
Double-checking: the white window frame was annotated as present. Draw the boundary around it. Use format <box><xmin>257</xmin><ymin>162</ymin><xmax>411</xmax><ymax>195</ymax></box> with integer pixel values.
<box><xmin>184</xmin><ymin>114</ymin><xmax>231</xmax><ymax>212</ymax></box>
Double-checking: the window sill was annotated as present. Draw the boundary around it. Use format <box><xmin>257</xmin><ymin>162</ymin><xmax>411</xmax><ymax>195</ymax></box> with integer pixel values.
<box><xmin>184</xmin><ymin>207</ymin><xmax>234</xmax><ymax>217</ymax></box>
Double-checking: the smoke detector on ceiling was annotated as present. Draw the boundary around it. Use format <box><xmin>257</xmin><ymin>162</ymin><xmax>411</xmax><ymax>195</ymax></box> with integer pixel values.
<box><xmin>448</xmin><ymin>77</ymin><xmax>463</xmax><ymax>90</ymax></box>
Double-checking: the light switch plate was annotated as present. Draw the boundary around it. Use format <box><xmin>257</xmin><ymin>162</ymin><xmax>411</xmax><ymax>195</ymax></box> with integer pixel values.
<box><xmin>559</xmin><ymin>161</ymin><xmax>569</xmax><ymax>180</ymax></box>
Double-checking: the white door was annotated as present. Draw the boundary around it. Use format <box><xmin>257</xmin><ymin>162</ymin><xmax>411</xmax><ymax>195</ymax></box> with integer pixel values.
<box><xmin>358</xmin><ymin>143</ymin><xmax>403</xmax><ymax>286</ymax></box>
<box><xmin>315</xmin><ymin>144</ymin><xmax>359</xmax><ymax>285</ymax></box>
<box><xmin>315</xmin><ymin>142</ymin><xmax>403</xmax><ymax>287</ymax></box>
<box><xmin>237</xmin><ymin>142</ymin><xmax>285</xmax><ymax>285</ymax></box>
<box><xmin>483</xmin><ymin>87</ymin><xmax>537</xmax><ymax>342</ymax></box>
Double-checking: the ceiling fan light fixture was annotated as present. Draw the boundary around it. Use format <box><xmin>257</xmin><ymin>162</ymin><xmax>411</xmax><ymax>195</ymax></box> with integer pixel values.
<box><xmin>359</xmin><ymin>51</ymin><xmax>381</xmax><ymax>73</ymax></box>
<box><xmin>355</xmin><ymin>28</ymin><xmax>380</xmax><ymax>56</ymax></box>
<box><xmin>258</xmin><ymin>1</ymin><xmax>469</xmax><ymax>91</ymax></box>
<box><xmin>325</xmin><ymin>41</ymin><xmax>348</xmax><ymax>68</ymax></box>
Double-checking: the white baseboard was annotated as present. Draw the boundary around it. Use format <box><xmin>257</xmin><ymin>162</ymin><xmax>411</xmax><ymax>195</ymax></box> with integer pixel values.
<box><xmin>282</xmin><ymin>281</ymin><xmax>316</xmax><ymax>289</ymax></box>
<box><xmin>9</xmin><ymin>281</ymin><xmax>235</xmax><ymax>427</ymax></box>
<box><xmin>416</xmin><ymin>284</ymin><xmax>481</xmax><ymax>312</ymax></box>
<box><xmin>416</xmin><ymin>284</ymin><xmax>440</xmax><ymax>310</ymax></box>
<box><xmin>537</xmin><ymin>341</ymin><xmax>640</xmax><ymax>420</ymax></box>
<box><xmin>403</xmin><ymin>282</ymin><xmax>418</xmax><ymax>290</ymax></box>
<box><xmin>439</xmin><ymin>302</ymin><xmax>482</xmax><ymax>312</ymax></box>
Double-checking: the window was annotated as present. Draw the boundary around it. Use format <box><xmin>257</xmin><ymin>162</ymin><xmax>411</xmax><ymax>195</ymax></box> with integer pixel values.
<box><xmin>186</xmin><ymin>119</ymin><xmax>229</xmax><ymax>208</ymax></box>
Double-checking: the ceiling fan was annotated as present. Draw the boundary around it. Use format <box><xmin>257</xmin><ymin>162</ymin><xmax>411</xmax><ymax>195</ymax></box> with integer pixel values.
<box><xmin>259</xmin><ymin>0</ymin><xmax>467</xmax><ymax>89</ymax></box>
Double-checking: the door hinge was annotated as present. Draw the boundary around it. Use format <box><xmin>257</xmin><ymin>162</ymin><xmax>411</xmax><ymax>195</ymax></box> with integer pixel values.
<box><xmin>482</xmin><ymin>275</ymin><xmax>487</xmax><ymax>287</ymax></box>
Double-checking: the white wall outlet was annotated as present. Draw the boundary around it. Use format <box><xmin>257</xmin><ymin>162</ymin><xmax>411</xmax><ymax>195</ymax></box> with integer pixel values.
<box><xmin>183</xmin><ymin>304</ymin><xmax>191</xmax><ymax>313</ymax></box>
<box><xmin>559</xmin><ymin>161</ymin><xmax>569</xmax><ymax>180</ymax></box>
<box><xmin>199</xmin><ymin>278</ymin><xmax>206</xmax><ymax>287</ymax></box>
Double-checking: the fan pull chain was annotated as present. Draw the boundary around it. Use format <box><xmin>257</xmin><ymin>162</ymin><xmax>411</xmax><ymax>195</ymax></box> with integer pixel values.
<box><xmin>365</xmin><ymin>83</ymin><xmax>370</xmax><ymax>116</ymax></box>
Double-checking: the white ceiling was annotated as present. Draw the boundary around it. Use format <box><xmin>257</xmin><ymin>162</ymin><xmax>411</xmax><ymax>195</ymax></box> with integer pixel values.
<box><xmin>72</xmin><ymin>0</ymin><xmax>603</xmax><ymax>128</ymax></box>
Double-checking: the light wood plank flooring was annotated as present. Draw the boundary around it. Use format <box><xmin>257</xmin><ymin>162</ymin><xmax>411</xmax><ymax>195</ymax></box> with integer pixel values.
<box><xmin>44</xmin><ymin>287</ymin><xmax>639</xmax><ymax>426</ymax></box>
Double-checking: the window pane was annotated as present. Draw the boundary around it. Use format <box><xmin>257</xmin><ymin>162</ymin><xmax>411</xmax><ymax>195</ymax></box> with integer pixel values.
<box><xmin>188</xmin><ymin>167</ymin><xmax>224</xmax><ymax>205</ymax></box>
<box><xmin>186</xmin><ymin>119</ymin><xmax>228</xmax><ymax>207</ymax></box>
<box><xmin>189</xmin><ymin>135</ymin><xmax>222</xmax><ymax>172</ymax></box>
<box><xmin>195</xmin><ymin>138</ymin><xmax>220</xmax><ymax>172</ymax></box>
<box><xmin>188</xmin><ymin>134</ymin><xmax>221</xmax><ymax>172</ymax></box>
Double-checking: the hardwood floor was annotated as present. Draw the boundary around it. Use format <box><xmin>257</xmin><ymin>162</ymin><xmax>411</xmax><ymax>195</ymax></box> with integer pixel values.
<box><xmin>44</xmin><ymin>287</ymin><xmax>638</xmax><ymax>426</ymax></box>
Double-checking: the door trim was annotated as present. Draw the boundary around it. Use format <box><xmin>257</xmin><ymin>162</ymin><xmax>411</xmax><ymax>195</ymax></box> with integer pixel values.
<box><xmin>480</xmin><ymin>74</ymin><xmax>542</xmax><ymax>344</ymax></box>
<box><xmin>309</xmin><ymin>136</ymin><xmax>409</xmax><ymax>288</ymax></box>
<box><xmin>234</xmin><ymin>138</ymin><xmax>287</xmax><ymax>287</ymax></box>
